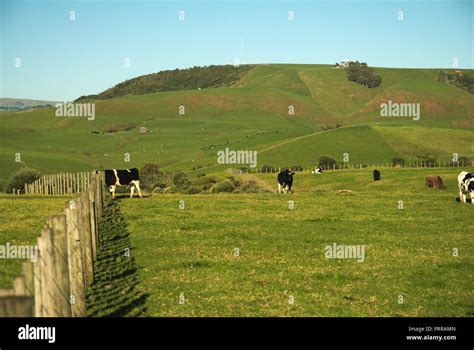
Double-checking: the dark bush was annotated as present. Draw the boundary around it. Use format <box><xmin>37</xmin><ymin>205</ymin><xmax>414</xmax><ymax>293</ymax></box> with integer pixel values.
<box><xmin>392</xmin><ymin>156</ymin><xmax>405</xmax><ymax>166</ymax></box>
<box><xmin>418</xmin><ymin>155</ymin><xmax>437</xmax><ymax>167</ymax></box>
<box><xmin>318</xmin><ymin>156</ymin><xmax>337</xmax><ymax>169</ymax></box>
<box><xmin>140</xmin><ymin>163</ymin><xmax>163</xmax><ymax>177</ymax></box>
<box><xmin>345</xmin><ymin>61</ymin><xmax>381</xmax><ymax>88</ymax></box>
<box><xmin>185</xmin><ymin>186</ymin><xmax>201</xmax><ymax>194</ymax></box>
<box><xmin>80</xmin><ymin>65</ymin><xmax>254</xmax><ymax>100</ymax></box>
<box><xmin>102</xmin><ymin>123</ymin><xmax>136</xmax><ymax>133</ymax></box>
<box><xmin>226</xmin><ymin>176</ymin><xmax>243</xmax><ymax>188</ymax></box>
<box><xmin>211</xmin><ymin>180</ymin><xmax>236</xmax><ymax>193</ymax></box>
<box><xmin>240</xmin><ymin>180</ymin><xmax>261</xmax><ymax>193</ymax></box>
<box><xmin>438</xmin><ymin>71</ymin><xmax>474</xmax><ymax>95</ymax></box>
<box><xmin>139</xmin><ymin>163</ymin><xmax>165</xmax><ymax>191</ymax></box>
<box><xmin>6</xmin><ymin>167</ymin><xmax>41</xmax><ymax>193</ymax></box>
<box><xmin>173</xmin><ymin>172</ymin><xmax>188</xmax><ymax>186</ymax></box>
<box><xmin>191</xmin><ymin>175</ymin><xmax>217</xmax><ymax>191</ymax></box>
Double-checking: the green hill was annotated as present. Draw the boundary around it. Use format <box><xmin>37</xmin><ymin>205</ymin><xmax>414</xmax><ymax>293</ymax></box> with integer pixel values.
<box><xmin>1</xmin><ymin>64</ymin><xmax>473</xmax><ymax>187</ymax></box>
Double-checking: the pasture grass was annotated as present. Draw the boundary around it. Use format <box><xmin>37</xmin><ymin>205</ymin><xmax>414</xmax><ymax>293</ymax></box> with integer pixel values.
<box><xmin>0</xmin><ymin>195</ymin><xmax>72</xmax><ymax>288</ymax></box>
<box><xmin>0</xmin><ymin>168</ymin><xmax>472</xmax><ymax>316</ymax></box>
<box><xmin>120</xmin><ymin>168</ymin><xmax>474</xmax><ymax>316</ymax></box>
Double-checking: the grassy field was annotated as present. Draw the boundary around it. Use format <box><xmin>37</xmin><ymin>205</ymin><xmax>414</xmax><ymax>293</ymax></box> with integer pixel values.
<box><xmin>0</xmin><ymin>62</ymin><xmax>473</xmax><ymax>317</ymax></box>
<box><xmin>1</xmin><ymin>64</ymin><xmax>473</xmax><ymax>186</ymax></box>
<box><xmin>118</xmin><ymin>168</ymin><xmax>474</xmax><ymax>317</ymax></box>
<box><xmin>0</xmin><ymin>168</ymin><xmax>472</xmax><ymax>316</ymax></box>
<box><xmin>0</xmin><ymin>195</ymin><xmax>72</xmax><ymax>288</ymax></box>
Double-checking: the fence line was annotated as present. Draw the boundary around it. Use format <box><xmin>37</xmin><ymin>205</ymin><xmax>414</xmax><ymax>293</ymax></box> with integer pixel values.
<box><xmin>23</xmin><ymin>171</ymin><xmax>103</xmax><ymax>195</ymax></box>
<box><xmin>0</xmin><ymin>173</ymin><xmax>104</xmax><ymax>317</ymax></box>
<box><xmin>226</xmin><ymin>161</ymin><xmax>473</xmax><ymax>175</ymax></box>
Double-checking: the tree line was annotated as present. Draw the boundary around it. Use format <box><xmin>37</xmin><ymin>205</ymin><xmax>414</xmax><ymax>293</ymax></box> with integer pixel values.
<box><xmin>438</xmin><ymin>71</ymin><xmax>474</xmax><ymax>94</ymax></box>
<box><xmin>76</xmin><ymin>65</ymin><xmax>254</xmax><ymax>101</ymax></box>
<box><xmin>338</xmin><ymin>61</ymin><xmax>382</xmax><ymax>88</ymax></box>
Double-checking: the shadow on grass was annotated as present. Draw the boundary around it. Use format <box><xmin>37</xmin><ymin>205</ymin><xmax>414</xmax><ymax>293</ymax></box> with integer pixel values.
<box><xmin>86</xmin><ymin>199</ymin><xmax>149</xmax><ymax>317</ymax></box>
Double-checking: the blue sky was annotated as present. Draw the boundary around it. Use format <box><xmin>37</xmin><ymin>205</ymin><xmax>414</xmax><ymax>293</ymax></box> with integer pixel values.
<box><xmin>1</xmin><ymin>0</ymin><xmax>473</xmax><ymax>101</ymax></box>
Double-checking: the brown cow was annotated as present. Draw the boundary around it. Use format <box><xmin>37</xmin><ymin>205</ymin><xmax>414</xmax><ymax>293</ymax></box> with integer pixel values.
<box><xmin>426</xmin><ymin>175</ymin><xmax>446</xmax><ymax>189</ymax></box>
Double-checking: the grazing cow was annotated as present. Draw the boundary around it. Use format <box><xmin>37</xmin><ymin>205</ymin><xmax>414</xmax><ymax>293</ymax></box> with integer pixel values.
<box><xmin>277</xmin><ymin>169</ymin><xmax>295</xmax><ymax>194</ymax></box>
<box><xmin>373</xmin><ymin>170</ymin><xmax>381</xmax><ymax>181</ymax></box>
<box><xmin>105</xmin><ymin>168</ymin><xmax>142</xmax><ymax>198</ymax></box>
<box><xmin>457</xmin><ymin>171</ymin><xmax>474</xmax><ymax>204</ymax></box>
<box><xmin>425</xmin><ymin>175</ymin><xmax>446</xmax><ymax>190</ymax></box>
<box><xmin>311</xmin><ymin>166</ymin><xmax>323</xmax><ymax>174</ymax></box>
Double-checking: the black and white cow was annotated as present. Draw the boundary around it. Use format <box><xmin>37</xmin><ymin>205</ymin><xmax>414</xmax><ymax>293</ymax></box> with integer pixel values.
<box><xmin>311</xmin><ymin>166</ymin><xmax>323</xmax><ymax>174</ymax></box>
<box><xmin>105</xmin><ymin>168</ymin><xmax>142</xmax><ymax>198</ymax></box>
<box><xmin>277</xmin><ymin>169</ymin><xmax>295</xmax><ymax>194</ymax></box>
<box><xmin>458</xmin><ymin>171</ymin><xmax>474</xmax><ymax>204</ymax></box>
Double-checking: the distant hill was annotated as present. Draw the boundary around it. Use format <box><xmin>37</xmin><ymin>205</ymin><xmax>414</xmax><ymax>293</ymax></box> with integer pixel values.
<box><xmin>0</xmin><ymin>98</ymin><xmax>59</xmax><ymax>110</ymax></box>
<box><xmin>0</xmin><ymin>64</ymin><xmax>473</xmax><ymax>186</ymax></box>
<box><xmin>76</xmin><ymin>64</ymin><xmax>254</xmax><ymax>101</ymax></box>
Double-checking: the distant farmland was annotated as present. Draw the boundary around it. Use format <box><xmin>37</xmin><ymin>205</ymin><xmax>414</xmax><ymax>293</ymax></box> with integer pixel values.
<box><xmin>1</xmin><ymin>64</ymin><xmax>473</xmax><ymax>187</ymax></box>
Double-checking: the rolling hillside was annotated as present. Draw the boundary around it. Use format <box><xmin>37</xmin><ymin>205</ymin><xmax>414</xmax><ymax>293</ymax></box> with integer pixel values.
<box><xmin>1</xmin><ymin>64</ymin><xmax>473</xmax><ymax>187</ymax></box>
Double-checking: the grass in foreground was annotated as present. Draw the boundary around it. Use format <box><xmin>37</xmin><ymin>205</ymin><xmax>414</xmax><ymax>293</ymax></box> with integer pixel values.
<box><xmin>120</xmin><ymin>168</ymin><xmax>474</xmax><ymax>316</ymax></box>
<box><xmin>0</xmin><ymin>195</ymin><xmax>71</xmax><ymax>288</ymax></box>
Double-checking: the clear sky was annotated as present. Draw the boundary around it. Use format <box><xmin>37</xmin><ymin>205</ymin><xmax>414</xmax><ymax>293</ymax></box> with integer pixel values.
<box><xmin>1</xmin><ymin>0</ymin><xmax>472</xmax><ymax>101</ymax></box>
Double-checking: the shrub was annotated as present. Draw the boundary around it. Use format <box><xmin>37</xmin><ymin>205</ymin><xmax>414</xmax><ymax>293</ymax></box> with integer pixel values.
<box><xmin>152</xmin><ymin>181</ymin><xmax>167</xmax><ymax>189</ymax></box>
<box><xmin>102</xmin><ymin>123</ymin><xmax>136</xmax><ymax>133</ymax></box>
<box><xmin>185</xmin><ymin>186</ymin><xmax>201</xmax><ymax>194</ymax></box>
<box><xmin>318</xmin><ymin>156</ymin><xmax>337</xmax><ymax>169</ymax></box>
<box><xmin>392</xmin><ymin>156</ymin><xmax>405</xmax><ymax>166</ymax></box>
<box><xmin>457</xmin><ymin>156</ymin><xmax>471</xmax><ymax>165</ymax></box>
<box><xmin>211</xmin><ymin>180</ymin><xmax>236</xmax><ymax>193</ymax></box>
<box><xmin>226</xmin><ymin>176</ymin><xmax>242</xmax><ymax>188</ymax></box>
<box><xmin>240</xmin><ymin>180</ymin><xmax>261</xmax><ymax>193</ymax></box>
<box><xmin>345</xmin><ymin>61</ymin><xmax>381</xmax><ymax>88</ymax></box>
<box><xmin>438</xmin><ymin>71</ymin><xmax>474</xmax><ymax>95</ymax></box>
<box><xmin>191</xmin><ymin>175</ymin><xmax>217</xmax><ymax>191</ymax></box>
<box><xmin>140</xmin><ymin>163</ymin><xmax>163</xmax><ymax>177</ymax></box>
<box><xmin>6</xmin><ymin>167</ymin><xmax>41</xmax><ymax>193</ymax></box>
<box><xmin>418</xmin><ymin>155</ymin><xmax>437</xmax><ymax>167</ymax></box>
<box><xmin>173</xmin><ymin>172</ymin><xmax>189</xmax><ymax>187</ymax></box>
<box><xmin>139</xmin><ymin>163</ymin><xmax>165</xmax><ymax>191</ymax></box>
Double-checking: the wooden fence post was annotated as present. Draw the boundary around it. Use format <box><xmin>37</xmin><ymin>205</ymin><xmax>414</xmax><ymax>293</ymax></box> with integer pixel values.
<box><xmin>39</xmin><ymin>229</ymin><xmax>55</xmax><ymax>317</ymax></box>
<box><xmin>65</xmin><ymin>200</ymin><xmax>87</xmax><ymax>317</ymax></box>
<box><xmin>51</xmin><ymin>215</ymin><xmax>72</xmax><ymax>317</ymax></box>
<box><xmin>88</xmin><ymin>187</ymin><xmax>98</xmax><ymax>260</ymax></box>
<box><xmin>79</xmin><ymin>192</ymin><xmax>94</xmax><ymax>287</ymax></box>
<box><xmin>35</xmin><ymin>235</ymin><xmax>47</xmax><ymax>316</ymax></box>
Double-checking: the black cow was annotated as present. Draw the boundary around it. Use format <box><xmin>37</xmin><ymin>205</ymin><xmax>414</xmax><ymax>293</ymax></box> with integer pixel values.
<box><xmin>105</xmin><ymin>168</ymin><xmax>142</xmax><ymax>198</ymax></box>
<box><xmin>373</xmin><ymin>170</ymin><xmax>381</xmax><ymax>181</ymax></box>
<box><xmin>277</xmin><ymin>169</ymin><xmax>295</xmax><ymax>194</ymax></box>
